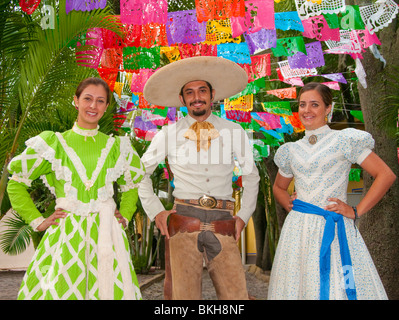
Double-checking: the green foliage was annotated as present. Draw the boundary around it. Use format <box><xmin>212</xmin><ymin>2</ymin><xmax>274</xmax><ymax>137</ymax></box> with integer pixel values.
<box><xmin>0</xmin><ymin>0</ymin><xmax>124</xmax><ymax>255</ymax></box>
<box><xmin>256</xmin><ymin>160</ymin><xmax>279</xmax><ymax>262</ymax></box>
<box><xmin>0</xmin><ymin>210</ymin><xmax>32</xmax><ymax>255</ymax></box>
<box><xmin>168</xmin><ymin>0</ymin><xmax>196</xmax><ymax>12</ymax></box>
<box><xmin>0</xmin><ymin>0</ymin><xmax>123</xmax><ymax>210</ymax></box>
<box><xmin>126</xmin><ymin>137</ymin><xmax>170</xmax><ymax>274</ymax></box>
<box><xmin>377</xmin><ymin>65</ymin><xmax>399</xmax><ymax>143</ymax></box>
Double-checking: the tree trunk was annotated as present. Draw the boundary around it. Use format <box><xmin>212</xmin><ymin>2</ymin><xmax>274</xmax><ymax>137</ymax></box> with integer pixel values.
<box><xmin>356</xmin><ymin>12</ymin><xmax>399</xmax><ymax>299</ymax></box>
<box><xmin>252</xmin><ymin>202</ymin><xmax>270</xmax><ymax>270</ymax></box>
<box><xmin>264</xmin><ymin>156</ymin><xmax>288</xmax><ymax>231</ymax></box>
<box><xmin>252</xmin><ymin>156</ymin><xmax>287</xmax><ymax>271</ymax></box>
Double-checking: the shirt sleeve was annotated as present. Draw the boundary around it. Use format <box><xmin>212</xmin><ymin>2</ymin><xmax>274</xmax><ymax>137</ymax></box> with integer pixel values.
<box><xmin>273</xmin><ymin>143</ymin><xmax>293</xmax><ymax>178</ymax></box>
<box><xmin>339</xmin><ymin>128</ymin><xmax>375</xmax><ymax>164</ymax></box>
<box><xmin>237</xmin><ymin>162</ymin><xmax>260</xmax><ymax>225</ymax></box>
<box><xmin>117</xmin><ymin>137</ymin><xmax>146</xmax><ymax>222</ymax></box>
<box><xmin>7</xmin><ymin>134</ymin><xmax>53</xmax><ymax>230</ymax></box>
<box><xmin>138</xmin><ymin>128</ymin><xmax>168</xmax><ymax>221</ymax></box>
<box><xmin>232</xmin><ymin>125</ymin><xmax>260</xmax><ymax>225</ymax></box>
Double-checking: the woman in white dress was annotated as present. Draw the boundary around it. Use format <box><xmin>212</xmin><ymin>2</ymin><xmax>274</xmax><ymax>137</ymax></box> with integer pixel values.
<box><xmin>268</xmin><ymin>82</ymin><xmax>396</xmax><ymax>300</ymax></box>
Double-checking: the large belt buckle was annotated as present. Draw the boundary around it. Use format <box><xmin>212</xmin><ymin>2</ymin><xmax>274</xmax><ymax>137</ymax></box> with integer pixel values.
<box><xmin>198</xmin><ymin>195</ymin><xmax>217</xmax><ymax>208</ymax></box>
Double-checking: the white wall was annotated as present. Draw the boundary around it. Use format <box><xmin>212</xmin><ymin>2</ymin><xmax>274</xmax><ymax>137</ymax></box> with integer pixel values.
<box><xmin>0</xmin><ymin>210</ymin><xmax>34</xmax><ymax>270</ymax></box>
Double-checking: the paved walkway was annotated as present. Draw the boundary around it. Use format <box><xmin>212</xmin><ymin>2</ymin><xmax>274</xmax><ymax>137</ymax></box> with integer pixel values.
<box><xmin>0</xmin><ymin>265</ymin><xmax>269</xmax><ymax>300</ymax></box>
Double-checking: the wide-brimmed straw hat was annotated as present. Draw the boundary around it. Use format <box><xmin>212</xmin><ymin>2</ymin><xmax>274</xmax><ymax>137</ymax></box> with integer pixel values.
<box><xmin>143</xmin><ymin>56</ymin><xmax>248</xmax><ymax>107</ymax></box>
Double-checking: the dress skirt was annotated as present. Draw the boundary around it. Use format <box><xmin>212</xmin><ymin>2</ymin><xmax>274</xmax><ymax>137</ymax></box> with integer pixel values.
<box><xmin>267</xmin><ymin>210</ymin><xmax>388</xmax><ymax>300</ymax></box>
<box><xmin>17</xmin><ymin>213</ymin><xmax>142</xmax><ymax>300</ymax></box>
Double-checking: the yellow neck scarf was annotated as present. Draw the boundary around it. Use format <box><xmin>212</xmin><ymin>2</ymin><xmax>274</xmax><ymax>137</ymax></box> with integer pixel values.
<box><xmin>184</xmin><ymin>121</ymin><xmax>219</xmax><ymax>152</ymax></box>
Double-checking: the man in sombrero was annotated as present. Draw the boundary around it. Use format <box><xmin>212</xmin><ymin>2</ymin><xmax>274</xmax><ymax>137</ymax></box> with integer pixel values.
<box><xmin>138</xmin><ymin>56</ymin><xmax>260</xmax><ymax>300</ymax></box>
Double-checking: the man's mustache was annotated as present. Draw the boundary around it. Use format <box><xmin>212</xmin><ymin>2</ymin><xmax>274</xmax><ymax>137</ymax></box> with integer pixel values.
<box><xmin>190</xmin><ymin>100</ymin><xmax>206</xmax><ymax>106</ymax></box>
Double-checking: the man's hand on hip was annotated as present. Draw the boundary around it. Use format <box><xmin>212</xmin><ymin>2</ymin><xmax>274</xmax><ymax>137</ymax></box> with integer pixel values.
<box><xmin>155</xmin><ymin>209</ymin><xmax>176</xmax><ymax>239</ymax></box>
<box><xmin>233</xmin><ymin>216</ymin><xmax>245</xmax><ymax>242</ymax></box>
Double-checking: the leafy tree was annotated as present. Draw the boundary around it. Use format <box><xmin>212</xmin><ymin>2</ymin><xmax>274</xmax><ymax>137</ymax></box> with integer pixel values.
<box><xmin>0</xmin><ymin>0</ymin><xmax>121</xmax><ymax>255</ymax></box>
<box><xmin>0</xmin><ymin>0</ymin><xmax>122</xmax><ymax>216</ymax></box>
<box><xmin>249</xmin><ymin>4</ymin><xmax>399</xmax><ymax>299</ymax></box>
<box><xmin>354</xmin><ymin>0</ymin><xmax>399</xmax><ymax>299</ymax></box>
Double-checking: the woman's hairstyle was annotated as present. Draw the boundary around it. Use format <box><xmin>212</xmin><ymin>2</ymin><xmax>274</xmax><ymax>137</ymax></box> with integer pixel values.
<box><xmin>75</xmin><ymin>77</ymin><xmax>111</xmax><ymax>104</ymax></box>
<box><xmin>298</xmin><ymin>82</ymin><xmax>333</xmax><ymax>107</ymax></box>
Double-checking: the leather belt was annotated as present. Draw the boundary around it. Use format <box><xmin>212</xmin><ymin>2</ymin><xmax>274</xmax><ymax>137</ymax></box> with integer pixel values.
<box><xmin>168</xmin><ymin>213</ymin><xmax>236</xmax><ymax>238</ymax></box>
<box><xmin>175</xmin><ymin>195</ymin><xmax>234</xmax><ymax>210</ymax></box>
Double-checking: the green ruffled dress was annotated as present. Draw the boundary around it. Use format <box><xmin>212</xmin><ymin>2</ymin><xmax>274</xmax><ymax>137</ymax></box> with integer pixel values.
<box><xmin>7</xmin><ymin>123</ymin><xmax>145</xmax><ymax>300</ymax></box>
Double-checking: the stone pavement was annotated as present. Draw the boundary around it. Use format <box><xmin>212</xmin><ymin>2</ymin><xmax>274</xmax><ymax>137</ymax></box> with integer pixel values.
<box><xmin>0</xmin><ymin>265</ymin><xmax>269</xmax><ymax>300</ymax></box>
<box><xmin>141</xmin><ymin>265</ymin><xmax>269</xmax><ymax>300</ymax></box>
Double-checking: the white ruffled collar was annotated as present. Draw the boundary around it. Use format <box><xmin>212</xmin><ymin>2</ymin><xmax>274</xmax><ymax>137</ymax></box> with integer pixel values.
<box><xmin>304</xmin><ymin>125</ymin><xmax>332</xmax><ymax>145</ymax></box>
<box><xmin>304</xmin><ymin>124</ymin><xmax>331</xmax><ymax>137</ymax></box>
<box><xmin>72</xmin><ymin>122</ymin><xmax>99</xmax><ymax>141</ymax></box>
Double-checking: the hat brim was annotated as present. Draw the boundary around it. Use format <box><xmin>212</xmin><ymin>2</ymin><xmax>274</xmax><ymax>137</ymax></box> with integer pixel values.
<box><xmin>143</xmin><ymin>56</ymin><xmax>248</xmax><ymax>107</ymax></box>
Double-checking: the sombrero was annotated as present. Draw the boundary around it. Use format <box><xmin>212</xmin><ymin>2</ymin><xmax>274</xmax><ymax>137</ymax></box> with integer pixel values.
<box><xmin>143</xmin><ymin>56</ymin><xmax>248</xmax><ymax>107</ymax></box>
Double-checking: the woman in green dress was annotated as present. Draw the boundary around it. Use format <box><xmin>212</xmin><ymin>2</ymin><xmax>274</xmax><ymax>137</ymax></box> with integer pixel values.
<box><xmin>7</xmin><ymin>77</ymin><xmax>145</xmax><ymax>300</ymax></box>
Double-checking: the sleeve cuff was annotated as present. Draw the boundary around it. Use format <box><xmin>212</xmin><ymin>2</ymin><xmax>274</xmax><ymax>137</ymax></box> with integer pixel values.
<box><xmin>278</xmin><ymin>168</ymin><xmax>293</xmax><ymax>178</ymax></box>
<box><xmin>356</xmin><ymin>149</ymin><xmax>372</xmax><ymax>165</ymax></box>
<box><xmin>9</xmin><ymin>174</ymin><xmax>33</xmax><ymax>187</ymax></box>
<box><xmin>30</xmin><ymin>216</ymin><xmax>45</xmax><ymax>232</ymax></box>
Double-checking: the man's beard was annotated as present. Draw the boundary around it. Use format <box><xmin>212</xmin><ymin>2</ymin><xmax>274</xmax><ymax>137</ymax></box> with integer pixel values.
<box><xmin>192</xmin><ymin>109</ymin><xmax>207</xmax><ymax>116</ymax></box>
<box><xmin>190</xmin><ymin>100</ymin><xmax>208</xmax><ymax>117</ymax></box>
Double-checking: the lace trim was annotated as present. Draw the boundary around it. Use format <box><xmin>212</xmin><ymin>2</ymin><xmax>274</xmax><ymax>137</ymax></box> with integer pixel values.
<box><xmin>304</xmin><ymin>124</ymin><xmax>331</xmax><ymax>137</ymax></box>
<box><xmin>30</xmin><ymin>216</ymin><xmax>46</xmax><ymax>232</ymax></box>
<box><xmin>120</xmin><ymin>184</ymin><xmax>138</xmax><ymax>192</ymax></box>
<box><xmin>40</xmin><ymin>174</ymin><xmax>56</xmax><ymax>196</ymax></box>
<box><xmin>26</xmin><ymin>135</ymin><xmax>73</xmax><ymax>189</ymax></box>
<box><xmin>123</xmin><ymin>138</ymin><xmax>145</xmax><ymax>190</ymax></box>
<box><xmin>7</xmin><ymin>149</ymin><xmax>45</xmax><ymax>183</ymax></box>
<box><xmin>56</xmin><ymin>197</ymin><xmax>110</xmax><ymax>216</ymax></box>
<box><xmin>122</xmin><ymin>142</ymin><xmax>135</xmax><ymax>190</ymax></box>
<box><xmin>55</xmin><ymin>132</ymin><xmax>115</xmax><ymax>191</ymax></box>
<box><xmin>72</xmin><ymin>122</ymin><xmax>99</xmax><ymax>140</ymax></box>
<box><xmin>97</xmin><ymin>136</ymin><xmax>132</xmax><ymax>200</ymax></box>
<box><xmin>9</xmin><ymin>174</ymin><xmax>33</xmax><ymax>187</ymax></box>
<box><xmin>26</xmin><ymin>133</ymin><xmax>136</xmax><ymax>211</ymax></box>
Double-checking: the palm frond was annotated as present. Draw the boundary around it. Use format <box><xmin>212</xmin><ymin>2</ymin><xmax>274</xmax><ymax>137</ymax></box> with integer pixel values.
<box><xmin>0</xmin><ymin>0</ymin><xmax>123</xmax><ymax>211</ymax></box>
<box><xmin>0</xmin><ymin>127</ymin><xmax>15</xmax><ymax>172</ymax></box>
<box><xmin>0</xmin><ymin>210</ymin><xmax>32</xmax><ymax>255</ymax></box>
<box><xmin>0</xmin><ymin>4</ymin><xmax>34</xmax><ymax>131</ymax></box>
<box><xmin>17</xmin><ymin>3</ymin><xmax>122</xmax><ymax>115</ymax></box>
<box><xmin>99</xmin><ymin>100</ymin><xmax>119</xmax><ymax>135</ymax></box>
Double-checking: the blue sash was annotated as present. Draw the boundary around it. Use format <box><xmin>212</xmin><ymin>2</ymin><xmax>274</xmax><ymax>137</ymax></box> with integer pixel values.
<box><xmin>292</xmin><ymin>199</ymin><xmax>357</xmax><ymax>300</ymax></box>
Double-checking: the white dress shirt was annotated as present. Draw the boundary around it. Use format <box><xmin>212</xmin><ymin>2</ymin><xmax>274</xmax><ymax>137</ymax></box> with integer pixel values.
<box><xmin>138</xmin><ymin>113</ymin><xmax>260</xmax><ymax>224</ymax></box>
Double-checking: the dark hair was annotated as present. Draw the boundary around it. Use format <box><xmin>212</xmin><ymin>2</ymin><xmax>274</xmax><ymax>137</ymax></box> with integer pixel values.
<box><xmin>75</xmin><ymin>77</ymin><xmax>111</xmax><ymax>104</ymax></box>
<box><xmin>298</xmin><ymin>82</ymin><xmax>332</xmax><ymax>107</ymax></box>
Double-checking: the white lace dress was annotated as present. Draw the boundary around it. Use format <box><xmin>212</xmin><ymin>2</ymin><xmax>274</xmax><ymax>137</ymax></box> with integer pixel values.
<box><xmin>267</xmin><ymin>125</ymin><xmax>388</xmax><ymax>300</ymax></box>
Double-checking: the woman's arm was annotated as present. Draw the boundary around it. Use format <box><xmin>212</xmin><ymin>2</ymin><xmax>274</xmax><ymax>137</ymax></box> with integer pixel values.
<box><xmin>6</xmin><ymin>139</ymin><xmax>54</xmax><ymax>231</ymax></box>
<box><xmin>326</xmin><ymin>152</ymin><xmax>396</xmax><ymax>219</ymax></box>
<box><xmin>273</xmin><ymin>172</ymin><xmax>294</xmax><ymax>212</ymax></box>
<box><xmin>355</xmin><ymin>152</ymin><xmax>396</xmax><ymax>216</ymax></box>
<box><xmin>117</xmin><ymin>137</ymin><xmax>146</xmax><ymax>224</ymax></box>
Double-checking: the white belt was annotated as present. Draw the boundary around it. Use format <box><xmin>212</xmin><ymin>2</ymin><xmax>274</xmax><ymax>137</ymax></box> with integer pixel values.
<box><xmin>55</xmin><ymin>198</ymin><xmax>136</xmax><ymax>300</ymax></box>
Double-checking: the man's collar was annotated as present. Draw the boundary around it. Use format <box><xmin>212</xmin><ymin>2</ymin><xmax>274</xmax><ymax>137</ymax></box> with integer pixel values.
<box><xmin>187</xmin><ymin>113</ymin><xmax>215</xmax><ymax>125</ymax></box>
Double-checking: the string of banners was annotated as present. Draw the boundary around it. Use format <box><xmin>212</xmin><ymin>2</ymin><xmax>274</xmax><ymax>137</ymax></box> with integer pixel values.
<box><xmin>19</xmin><ymin>0</ymin><xmax>398</xmax><ymax>160</ymax></box>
